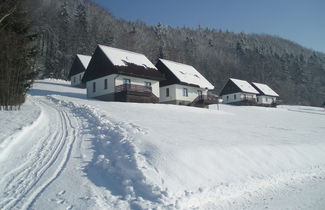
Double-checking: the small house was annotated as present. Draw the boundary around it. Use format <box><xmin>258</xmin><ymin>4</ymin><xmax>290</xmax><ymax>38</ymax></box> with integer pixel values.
<box><xmin>220</xmin><ymin>78</ymin><xmax>259</xmax><ymax>105</ymax></box>
<box><xmin>156</xmin><ymin>59</ymin><xmax>216</xmax><ymax>107</ymax></box>
<box><xmin>82</xmin><ymin>45</ymin><xmax>164</xmax><ymax>103</ymax></box>
<box><xmin>251</xmin><ymin>82</ymin><xmax>279</xmax><ymax>107</ymax></box>
<box><xmin>69</xmin><ymin>54</ymin><xmax>91</xmax><ymax>88</ymax></box>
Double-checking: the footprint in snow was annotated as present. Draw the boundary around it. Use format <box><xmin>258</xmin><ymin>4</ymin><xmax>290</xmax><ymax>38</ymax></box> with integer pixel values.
<box><xmin>66</xmin><ymin>205</ymin><xmax>73</xmax><ymax>210</ymax></box>
<box><xmin>49</xmin><ymin>198</ymin><xmax>65</xmax><ymax>204</ymax></box>
<box><xmin>56</xmin><ymin>199</ymin><xmax>65</xmax><ymax>204</ymax></box>
<box><xmin>57</xmin><ymin>190</ymin><xmax>66</xmax><ymax>196</ymax></box>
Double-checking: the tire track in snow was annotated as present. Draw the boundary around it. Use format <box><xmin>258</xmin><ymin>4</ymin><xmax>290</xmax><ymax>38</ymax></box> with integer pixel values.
<box><xmin>0</xmin><ymin>97</ymin><xmax>78</xmax><ymax>210</ymax></box>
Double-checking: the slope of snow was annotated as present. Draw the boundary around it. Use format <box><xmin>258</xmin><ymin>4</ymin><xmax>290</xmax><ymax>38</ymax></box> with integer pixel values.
<box><xmin>0</xmin><ymin>79</ymin><xmax>325</xmax><ymax>209</ymax></box>
<box><xmin>159</xmin><ymin>59</ymin><xmax>214</xmax><ymax>89</ymax></box>
<box><xmin>252</xmin><ymin>82</ymin><xmax>279</xmax><ymax>97</ymax></box>
<box><xmin>230</xmin><ymin>78</ymin><xmax>259</xmax><ymax>94</ymax></box>
<box><xmin>98</xmin><ymin>45</ymin><xmax>157</xmax><ymax>70</ymax></box>
<box><xmin>0</xmin><ymin>99</ymin><xmax>41</xmax><ymax>158</ymax></box>
<box><xmin>77</xmin><ymin>54</ymin><xmax>92</xmax><ymax>69</ymax></box>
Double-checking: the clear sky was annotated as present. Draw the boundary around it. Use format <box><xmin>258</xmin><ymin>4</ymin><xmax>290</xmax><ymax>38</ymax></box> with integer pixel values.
<box><xmin>91</xmin><ymin>0</ymin><xmax>325</xmax><ymax>53</ymax></box>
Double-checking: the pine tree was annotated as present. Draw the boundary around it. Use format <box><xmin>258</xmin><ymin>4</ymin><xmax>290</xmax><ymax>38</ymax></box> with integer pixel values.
<box><xmin>0</xmin><ymin>0</ymin><xmax>38</xmax><ymax>110</ymax></box>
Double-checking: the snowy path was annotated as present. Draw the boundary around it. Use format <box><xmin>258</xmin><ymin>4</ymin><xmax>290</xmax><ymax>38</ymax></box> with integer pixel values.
<box><xmin>0</xmin><ymin>96</ymin><xmax>79</xmax><ymax>210</ymax></box>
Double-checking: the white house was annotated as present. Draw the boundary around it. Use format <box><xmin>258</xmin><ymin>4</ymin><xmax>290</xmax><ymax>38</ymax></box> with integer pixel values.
<box><xmin>69</xmin><ymin>54</ymin><xmax>91</xmax><ymax>88</ymax></box>
<box><xmin>251</xmin><ymin>82</ymin><xmax>279</xmax><ymax>106</ymax></box>
<box><xmin>155</xmin><ymin>59</ymin><xmax>216</xmax><ymax>106</ymax></box>
<box><xmin>82</xmin><ymin>45</ymin><xmax>164</xmax><ymax>103</ymax></box>
<box><xmin>220</xmin><ymin>78</ymin><xmax>259</xmax><ymax>105</ymax></box>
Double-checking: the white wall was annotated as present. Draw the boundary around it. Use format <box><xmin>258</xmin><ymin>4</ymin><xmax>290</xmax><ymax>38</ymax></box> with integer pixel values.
<box><xmin>86</xmin><ymin>74</ymin><xmax>116</xmax><ymax>98</ymax></box>
<box><xmin>159</xmin><ymin>85</ymin><xmax>177</xmax><ymax>102</ymax></box>
<box><xmin>86</xmin><ymin>74</ymin><xmax>160</xmax><ymax>98</ymax></box>
<box><xmin>71</xmin><ymin>72</ymin><xmax>84</xmax><ymax>87</ymax></box>
<box><xmin>222</xmin><ymin>92</ymin><xmax>256</xmax><ymax>104</ymax></box>
<box><xmin>257</xmin><ymin>96</ymin><xmax>277</xmax><ymax>104</ymax></box>
<box><xmin>159</xmin><ymin>84</ymin><xmax>208</xmax><ymax>103</ymax></box>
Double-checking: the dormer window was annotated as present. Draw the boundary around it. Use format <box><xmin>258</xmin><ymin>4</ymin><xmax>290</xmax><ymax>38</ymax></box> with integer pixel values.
<box><xmin>121</xmin><ymin>60</ymin><xmax>128</xmax><ymax>65</ymax></box>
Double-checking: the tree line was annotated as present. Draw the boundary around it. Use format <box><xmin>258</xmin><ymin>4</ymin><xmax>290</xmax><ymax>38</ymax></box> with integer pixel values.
<box><xmin>20</xmin><ymin>0</ymin><xmax>325</xmax><ymax>106</ymax></box>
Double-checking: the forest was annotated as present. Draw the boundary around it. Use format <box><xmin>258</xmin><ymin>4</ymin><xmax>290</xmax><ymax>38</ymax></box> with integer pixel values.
<box><xmin>2</xmin><ymin>0</ymin><xmax>325</xmax><ymax>107</ymax></box>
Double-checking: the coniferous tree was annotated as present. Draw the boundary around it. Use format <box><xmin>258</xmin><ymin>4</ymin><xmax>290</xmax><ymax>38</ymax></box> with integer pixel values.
<box><xmin>0</xmin><ymin>0</ymin><xmax>37</xmax><ymax>110</ymax></box>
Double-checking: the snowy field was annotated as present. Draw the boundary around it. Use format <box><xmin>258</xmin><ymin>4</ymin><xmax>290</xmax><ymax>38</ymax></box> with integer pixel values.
<box><xmin>0</xmin><ymin>79</ymin><xmax>325</xmax><ymax>210</ymax></box>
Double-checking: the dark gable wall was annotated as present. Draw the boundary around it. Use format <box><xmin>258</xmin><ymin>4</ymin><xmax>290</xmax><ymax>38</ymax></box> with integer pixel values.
<box><xmin>82</xmin><ymin>46</ymin><xmax>117</xmax><ymax>82</ymax></box>
<box><xmin>219</xmin><ymin>80</ymin><xmax>242</xmax><ymax>95</ymax></box>
<box><xmin>156</xmin><ymin>60</ymin><xmax>180</xmax><ymax>86</ymax></box>
<box><xmin>68</xmin><ymin>56</ymin><xmax>86</xmax><ymax>78</ymax></box>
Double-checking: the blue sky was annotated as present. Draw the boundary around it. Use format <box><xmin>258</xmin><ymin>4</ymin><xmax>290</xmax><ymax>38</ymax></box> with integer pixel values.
<box><xmin>91</xmin><ymin>0</ymin><xmax>325</xmax><ymax>53</ymax></box>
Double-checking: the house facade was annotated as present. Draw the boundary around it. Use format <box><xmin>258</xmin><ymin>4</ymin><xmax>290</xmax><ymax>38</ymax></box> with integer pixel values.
<box><xmin>69</xmin><ymin>54</ymin><xmax>91</xmax><ymax>88</ymax></box>
<box><xmin>251</xmin><ymin>82</ymin><xmax>279</xmax><ymax>106</ymax></box>
<box><xmin>82</xmin><ymin>45</ymin><xmax>164</xmax><ymax>103</ymax></box>
<box><xmin>156</xmin><ymin>59</ymin><xmax>216</xmax><ymax>107</ymax></box>
<box><xmin>220</xmin><ymin>78</ymin><xmax>259</xmax><ymax>105</ymax></box>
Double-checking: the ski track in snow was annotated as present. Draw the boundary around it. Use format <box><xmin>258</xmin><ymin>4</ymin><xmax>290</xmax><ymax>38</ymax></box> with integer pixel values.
<box><xmin>0</xmin><ymin>96</ymin><xmax>78</xmax><ymax>210</ymax></box>
<box><xmin>0</xmin><ymin>94</ymin><xmax>165</xmax><ymax>209</ymax></box>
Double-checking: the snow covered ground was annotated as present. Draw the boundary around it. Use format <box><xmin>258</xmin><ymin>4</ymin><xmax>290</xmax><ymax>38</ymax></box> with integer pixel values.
<box><xmin>0</xmin><ymin>79</ymin><xmax>325</xmax><ymax>210</ymax></box>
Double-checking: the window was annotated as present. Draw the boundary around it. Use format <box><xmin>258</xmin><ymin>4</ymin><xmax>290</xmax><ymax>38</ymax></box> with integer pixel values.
<box><xmin>104</xmin><ymin>79</ymin><xmax>108</xmax><ymax>89</ymax></box>
<box><xmin>197</xmin><ymin>90</ymin><xmax>203</xmax><ymax>99</ymax></box>
<box><xmin>123</xmin><ymin>79</ymin><xmax>131</xmax><ymax>85</ymax></box>
<box><xmin>226</xmin><ymin>95</ymin><xmax>229</xmax><ymax>101</ymax></box>
<box><xmin>123</xmin><ymin>79</ymin><xmax>131</xmax><ymax>90</ymax></box>
<box><xmin>121</xmin><ymin>60</ymin><xmax>128</xmax><ymax>65</ymax></box>
<box><xmin>144</xmin><ymin>81</ymin><xmax>151</xmax><ymax>87</ymax></box>
<box><xmin>73</xmin><ymin>76</ymin><xmax>76</xmax><ymax>83</ymax></box>
<box><xmin>92</xmin><ymin>82</ymin><xmax>96</xmax><ymax>92</ymax></box>
<box><xmin>266</xmin><ymin>97</ymin><xmax>268</xmax><ymax>102</ymax></box>
<box><xmin>166</xmin><ymin>88</ymin><xmax>169</xmax><ymax>97</ymax></box>
<box><xmin>234</xmin><ymin>94</ymin><xmax>236</xmax><ymax>100</ymax></box>
<box><xmin>79</xmin><ymin>74</ymin><xmax>82</xmax><ymax>81</ymax></box>
<box><xmin>183</xmin><ymin>88</ymin><xmax>188</xmax><ymax>97</ymax></box>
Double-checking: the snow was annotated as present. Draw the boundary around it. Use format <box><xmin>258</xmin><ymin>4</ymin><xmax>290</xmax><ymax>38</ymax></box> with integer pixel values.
<box><xmin>230</xmin><ymin>78</ymin><xmax>259</xmax><ymax>94</ymax></box>
<box><xmin>252</xmin><ymin>82</ymin><xmax>279</xmax><ymax>97</ymax></box>
<box><xmin>0</xmin><ymin>79</ymin><xmax>325</xmax><ymax>209</ymax></box>
<box><xmin>77</xmin><ymin>54</ymin><xmax>91</xmax><ymax>69</ymax></box>
<box><xmin>159</xmin><ymin>59</ymin><xmax>214</xmax><ymax>89</ymax></box>
<box><xmin>98</xmin><ymin>45</ymin><xmax>157</xmax><ymax>70</ymax></box>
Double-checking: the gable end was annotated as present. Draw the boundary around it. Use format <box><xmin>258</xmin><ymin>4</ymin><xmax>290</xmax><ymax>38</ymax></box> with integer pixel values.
<box><xmin>219</xmin><ymin>79</ymin><xmax>242</xmax><ymax>96</ymax></box>
<box><xmin>68</xmin><ymin>56</ymin><xmax>86</xmax><ymax>79</ymax></box>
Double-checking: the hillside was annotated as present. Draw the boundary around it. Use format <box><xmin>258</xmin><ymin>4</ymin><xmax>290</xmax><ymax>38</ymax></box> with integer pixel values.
<box><xmin>0</xmin><ymin>79</ymin><xmax>325</xmax><ymax>209</ymax></box>
<box><xmin>24</xmin><ymin>0</ymin><xmax>325</xmax><ymax>106</ymax></box>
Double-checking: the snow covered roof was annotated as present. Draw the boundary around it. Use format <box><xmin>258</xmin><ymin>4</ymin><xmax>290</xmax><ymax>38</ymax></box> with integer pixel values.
<box><xmin>76</xmin><ymin>54</ymin><xmax>91</xmax><ymax>69</ymax></box>
<box><xmin>230</xmin><ymin>78</ymin><xmax>259</xmax><ymax>94</ymax></box>
<box><xmin>159</xmin><ymin>59</ymin><xmax>214</xmax><ymax>89</ymax></box>
<box><xmin>98</xmin><ymin>45</ymin><xmax>157</xmax><ymax>70</ymax></box>
<box><xmin>252</xmin><ymin>82</ymin><xmax>279</xmax><ymax>97</ymax></box>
